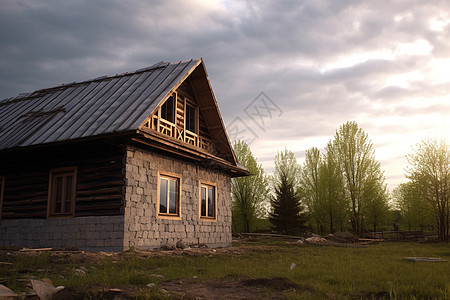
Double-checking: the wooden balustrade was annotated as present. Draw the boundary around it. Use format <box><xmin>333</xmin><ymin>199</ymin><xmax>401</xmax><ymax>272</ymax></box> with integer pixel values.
<box><xmin>145</xmin><ymin>115</ymin><xmax>212</xmax><ymax>153</ymax></box>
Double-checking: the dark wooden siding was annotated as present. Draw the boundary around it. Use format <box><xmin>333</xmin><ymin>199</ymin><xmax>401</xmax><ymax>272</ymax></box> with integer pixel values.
<box><xmin>0</xmin><ymin>140</ymin><xmax>124</xmax><ymax>219</ymax></box>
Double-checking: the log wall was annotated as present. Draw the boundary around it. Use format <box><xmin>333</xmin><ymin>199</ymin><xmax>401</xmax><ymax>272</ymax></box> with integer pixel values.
<box><xmin>0</xmin><ymin>140</ymin><xmax>124</xmax><ymax>219</ymax></box>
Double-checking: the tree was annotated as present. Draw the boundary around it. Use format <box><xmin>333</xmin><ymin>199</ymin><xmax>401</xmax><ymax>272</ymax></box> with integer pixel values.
<box><xmin>406</xmin><ymin>138</ymin><xmax>450</xmax><ymax>241</ymax></box>
<box><xmin>363</xmin><ymin>178</ymin><xmax>389</xmax><ymax>232</ymax></box>
<box><xmin>269</xmin><ymin>149</ymin><xmax>308</xmax><ymax>234</ymax></box>
<box><xmin>393</xmin><ymin>182</ymin><xmax>434</xmax><ymax>231</ymax></box>
<box><xmin>320</xmin><ymin>141</ymin><xmax>349</xmax><ymax>233</ymax></box>
<box><xmin>301</xmin><ymin>147</ymin><xmax>326</xmax><ymax>234</ymax></box>
<box><xmin>231</xmin><ymin>140</ymin><xmax>269</xmax><ymax>233</ymax></box>
<box><xmin>331</xmin><ymin>121</ymin><xmax>387</xmax><ymax>235</ymax></box>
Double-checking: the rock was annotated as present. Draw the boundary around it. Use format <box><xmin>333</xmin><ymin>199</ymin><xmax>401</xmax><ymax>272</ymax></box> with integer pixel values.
<box><xmin>24</xmin><ymin>290</ymin><xmax>38</xmax><ymax>299</ymax></box>
<box><xmin>147</xmin><ymin>283</ymin><xmax>156</xmax><ymax>288</ymax></box>
<box><xmin>176</xmin><ymin>240</ymin><xmax>187</xmax><ymax>249</ymax></box>
<box><xmin>74</xmin><ymin>268</ymin><xmax>86</xmax><ymax>277</ymax></box>
<box><xmin>160</xmin><ymin>244</ymin><xmax>176</xmax><ymax>250</ymax></box>
<box><xmin>30</xmin><ymin>279</ymin><xmax>58</xmax><ymax>300</ymax></box>
<box><xmin>150</xmin><ymin>274</ymin><xmax>164</xmax><ymax>279</ymax></box>
<box><xmin>0</xmin><ymin>284</ymin><xmax>18</xmax><ymax>299</ymax></box>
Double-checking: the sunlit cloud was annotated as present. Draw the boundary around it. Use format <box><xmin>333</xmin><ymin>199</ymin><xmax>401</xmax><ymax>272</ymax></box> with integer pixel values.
<box><xmin>1</xmin><ymin>0</ymin><xmax>450</xmax><ymax>193</ymax></box>
<box><xmin>429</xmin><ymin>14</ymin><xmax>450</xmax><ymax>31</ymax></box>
<box><xmin>320</xmin><ymin>49</ymin><xmax>394</xmax><ymax>74</ymax></box>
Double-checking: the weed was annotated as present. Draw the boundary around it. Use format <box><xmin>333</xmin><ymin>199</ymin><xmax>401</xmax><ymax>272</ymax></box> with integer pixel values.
<box><xmin>1</xmin><ymin>240</ymin><xmax>448</xmax><ymax>299</ymax></box>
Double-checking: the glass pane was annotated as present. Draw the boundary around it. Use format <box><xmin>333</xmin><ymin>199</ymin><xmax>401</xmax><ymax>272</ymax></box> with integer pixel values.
<box><xmin>186</xmin><ymin>105</ymin><xmax>195</xmax><ymax>132</ymax></box>
<box><xmin>201</xmin><ymin>186</ymin><xmax>206</xmax><ymax>217</ymax></box>
<box><xmin>169</xmin><ymin>179</ymin><xmax>178</xmax><ymax>214</ymax></box>
<box><xmin>160</xmin><ymin>178</ymin><xmax>168</xmax><ymax>213</ymax></box>
<box><xmin>55</xmin><ymin>176</ymin><xmax>63</xmax><ymax>213</ymax></box>
<box><xmin>208</xmin><ymin>187</ymin><xmax>214</xmax><ymax>217</ymax></box>
<box><xmin>161</xmin><ymin>96</ymin><xmax>174</xmax><ymax>122</ymax></box>
<box><xmin>65</xmin><ymin>176</ymin><xmax>73</xmax><ymax>213</ymax></box>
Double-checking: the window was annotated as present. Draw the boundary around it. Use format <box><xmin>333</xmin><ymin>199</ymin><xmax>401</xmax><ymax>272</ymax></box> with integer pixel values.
<box><xmin>157</xmin><ymin>172</ymin><xmax>181</xmax><ymax>219</ymax></box>
<box><xmin>0</xmin><ymin>176</ymin><xmax>4</xmax><ymax>221</ymax></box>
<box><xmin>185</xmin><ymin>103</ymin><xmax>197</xmax><ymax>133</ymax></box>
<box><xmin>160</xmin><ymin>94</ymin><xmax>175</xmax><ymax>123</ymax></box>
<box><xmin>48</xmin><ymin>167</ymin><xmax>77</xmax><ymax>217</ymax></box>
<box><xmin>199</xmin><ymin>182</ymin><xmax>216</xmax><ymax>220</ymax></box>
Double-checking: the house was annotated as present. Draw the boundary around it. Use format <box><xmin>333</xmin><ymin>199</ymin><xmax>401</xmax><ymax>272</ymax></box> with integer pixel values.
<box><xmin>0</xmin><ymin>59</ymin><xmax>249</xmax><ymax>251</ymax></box>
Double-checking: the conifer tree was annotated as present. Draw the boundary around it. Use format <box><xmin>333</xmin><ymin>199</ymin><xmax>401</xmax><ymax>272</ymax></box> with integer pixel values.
<box><xmin>269</xmin><ymin>149</ymin><xmax>308</xmax><ymax>234</ymax></box>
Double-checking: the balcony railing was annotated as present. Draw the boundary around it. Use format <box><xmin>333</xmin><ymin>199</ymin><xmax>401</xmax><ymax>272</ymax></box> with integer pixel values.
<box><xmin>144</xmin><ymin>115</ymin><xmax>212</xmax><ymax>153</ymax></box>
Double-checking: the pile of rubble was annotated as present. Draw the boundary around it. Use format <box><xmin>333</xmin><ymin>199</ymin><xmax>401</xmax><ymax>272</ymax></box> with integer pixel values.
<box><xmin>326</xmin><ymin>231</ymin><xmax>360</xmax><ymax>243</ymax></box>
<box><xmin>297</xmin><ymin>232</ymin><xmax>371</xmax><ymax>247</ymax></box>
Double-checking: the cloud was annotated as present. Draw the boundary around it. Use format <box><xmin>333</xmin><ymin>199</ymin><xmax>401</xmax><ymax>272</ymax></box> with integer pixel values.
<box><xmin>1</xmin><ymin>0</ymin><xmax>450</xmax><ymax>190</ymax></box>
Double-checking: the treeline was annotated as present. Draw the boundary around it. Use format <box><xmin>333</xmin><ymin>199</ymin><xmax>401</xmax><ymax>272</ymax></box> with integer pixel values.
<box><xmin>393</xmin><ymin>138</ymin><xmax>450</xmax><ymax>241</ymax></box>
<box><xmin>232</xmin><ymin>121</ymin><xmax>450</xmax><ymax>241</ymax></box>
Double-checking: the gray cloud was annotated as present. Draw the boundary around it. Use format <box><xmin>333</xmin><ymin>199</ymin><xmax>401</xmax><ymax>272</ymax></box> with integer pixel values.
<box><xmin>1</xmin><ymin>0</ymin><xmax>450</xmax><ymax>189</ymax></box>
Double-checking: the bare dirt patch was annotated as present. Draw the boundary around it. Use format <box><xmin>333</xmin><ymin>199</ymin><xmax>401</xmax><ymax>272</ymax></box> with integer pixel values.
<box><xmin>160</xmin><ymin>276</ymin><xmax>311</xmax><ymax>300</ymax></box>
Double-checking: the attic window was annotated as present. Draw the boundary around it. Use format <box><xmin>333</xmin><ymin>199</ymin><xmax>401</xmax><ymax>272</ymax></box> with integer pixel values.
<box><xmin>185</xmin><ymin>103</ymin><xmax>197</xmax><ymax>133</ymax></box>
<box><xmin>160</xmin><ymin>95</ymin><xmax>175</xmax><ymax>123</ymax></box>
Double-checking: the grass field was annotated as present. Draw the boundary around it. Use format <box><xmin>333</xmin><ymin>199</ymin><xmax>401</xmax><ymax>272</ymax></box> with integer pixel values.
<box><xmin>1</xmin><ymin>239</ymin><xmax>449</xmax><ymax>299</ymax></box>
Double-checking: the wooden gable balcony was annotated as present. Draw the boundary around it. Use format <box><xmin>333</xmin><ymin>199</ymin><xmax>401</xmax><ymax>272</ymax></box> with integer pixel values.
<box><xmin>144</xmin><ymin>114</ymin><xmax>213</xmax><ymax>153</ymax></box>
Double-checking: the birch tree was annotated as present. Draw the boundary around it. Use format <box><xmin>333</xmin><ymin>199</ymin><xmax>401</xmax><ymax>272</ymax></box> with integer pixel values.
<box><xmin>231</xmin><ymin>140</ymin><xmax>269</xmax><ymax>233</ymax></box>
<box><xmin>301</xmin><ymin>147</ymin><xmax>324</xmax><ymax>233</ymax></box>
<box><xmin>406</xmin><ymin>138</ymin><xmax>450</xmax><ymax>241</ymax></box>
<box><xmin>332</xmin><ymin>121</ymin><xmax>387</xmax><ymax>235</ymax></box>
<box><xmin>320</xmin><ymin>141</ymin><xmax>349</xmax><ymax>233</ymax></box>
<box><xmin>393</xmin><ymin>182</ymin><xmax>434</xmax><ymax>231</ymax></box>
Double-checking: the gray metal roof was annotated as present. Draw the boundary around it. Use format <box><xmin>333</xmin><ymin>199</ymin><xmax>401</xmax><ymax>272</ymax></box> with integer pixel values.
<box><xmin>0</xmin><ymin>59</ymin><xmax>199</xmax><ymax>151</ymax></box>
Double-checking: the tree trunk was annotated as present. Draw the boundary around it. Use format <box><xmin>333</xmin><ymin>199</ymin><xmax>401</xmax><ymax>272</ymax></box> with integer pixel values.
<box><xmin>329</xmin><ymin>212</ymin><xmax>334</xmax><ymax>233</ymax></box>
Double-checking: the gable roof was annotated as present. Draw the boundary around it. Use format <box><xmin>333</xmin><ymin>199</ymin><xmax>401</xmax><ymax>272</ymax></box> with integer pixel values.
<box><xmin>0</xmin><ymin>59</ymin><xmax>245</xmax><ymax>174</ymax></box>
<box><xmin>0</xmin><ymin>60</ymin><xmax>198</xmax><ymax>150</ymax></box>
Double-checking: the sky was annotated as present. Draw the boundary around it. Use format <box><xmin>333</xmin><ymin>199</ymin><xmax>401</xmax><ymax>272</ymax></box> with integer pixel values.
<box><xmin>1</xmin><ymin>0</ymin><xmax>450</xmax><ymax>191</ymax></box>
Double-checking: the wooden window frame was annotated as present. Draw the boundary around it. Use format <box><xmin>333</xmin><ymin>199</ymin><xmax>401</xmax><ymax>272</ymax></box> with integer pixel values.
<box><xmin>184</xmin><ymin>99</ymin><xmax>198</xmax><ymax>134</ymax></box>
<box><xmin>199</xmin><ymin>181</ymin><xmax>217</xmax><ymax>221</ymax></box>
<box><xmin>47</xmin><ymin>167</ymin><xmax>77</xmax><ymax>218</ymax></box>
<box><xmin>157</xmin><ymin>171</ymin><xmax>182</xmax><ymax>220</ymax></box>
<box><xmin>159</xmin><ymin>93</ymin><xmax>176</xmax><ymax>124</ymax></box>
<box><xmin>0</xmin><ymin>176</ymin><xmax>4</xmax><ymax>221</ymax></box>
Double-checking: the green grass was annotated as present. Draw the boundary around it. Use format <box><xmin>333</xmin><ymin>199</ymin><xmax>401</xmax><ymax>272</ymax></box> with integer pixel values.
<box><xmin>1</xmin><ymin>240</ymin><xmax>449</xmax><ymax>299</ymax></box>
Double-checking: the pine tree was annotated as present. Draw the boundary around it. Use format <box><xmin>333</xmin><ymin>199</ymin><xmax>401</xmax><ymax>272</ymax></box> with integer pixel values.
<box><xmin>269</xmin><ymin>149</ymin><xmax>308</xmax><ymax>235</ymax></box>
